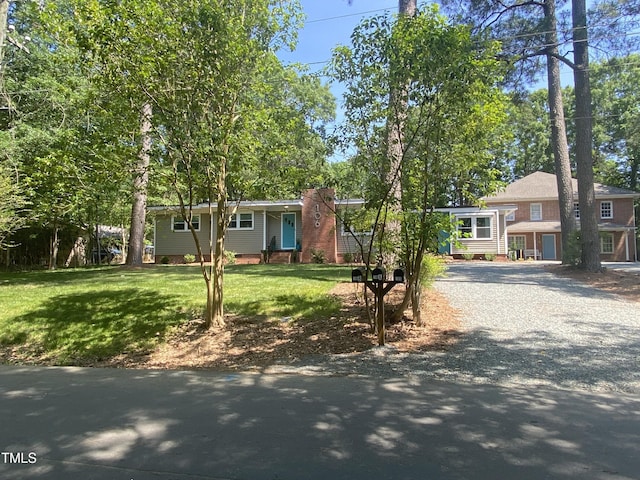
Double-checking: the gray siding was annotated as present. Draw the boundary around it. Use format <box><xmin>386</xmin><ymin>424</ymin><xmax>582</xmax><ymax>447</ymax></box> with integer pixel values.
<box><xmin>225</xmin><ymin>211</ymin><xmax>264</xmax><ymax>254</ymax></box>
<box><xmin>155</xmin><ymin>214</ymin><xmax>212</xmax><ymax>256</ymax></box>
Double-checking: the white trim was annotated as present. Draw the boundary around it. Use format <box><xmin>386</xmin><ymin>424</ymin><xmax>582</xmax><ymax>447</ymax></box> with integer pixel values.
<box><xmin>229</xmin><ymin>211</ymin><xmax>254</xmax><ymax>230</ymax></box>
<box><xmin>600</xmin><ymin>200</ymin><xmax>613</xmax><ymax>219</ymax></box>
<box><xmin>281</xmin><ymin>212</ymin><xmax>296</xmax><ymax>250</ymax></box>
<box><xmin>530</xmin><ymin>203</ymin><xmax>542</xmax><ymax>221</ymax></box>
<box><xmin>171</xmin><ymin>214</ymin><xmax>200</xmax><ymax>232</ymax></box>
<box><xmin>263</xmin><ymin>210</ymin><xmax>267</xmax><ymax>251</ymax></box>
<box><xmin>625</xmin><ymin>231</ymin><xmax>630</xmax><ymax>261</ymax></box>
<box><xmin>600</xmin><ymin>232</ymin><xmax>614</xmax><ymax>254</ymax></box>
<box><xmin>456</xmin><ymin>215</ymin><xmax>494</xmax><ymax>240</ymax></box>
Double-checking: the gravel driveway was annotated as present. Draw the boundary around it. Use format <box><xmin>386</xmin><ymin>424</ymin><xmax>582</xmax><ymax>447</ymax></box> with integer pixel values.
<box><xmin>276</xmin><ymin>262</ymin><xmax>640</xmax><ymax>393</ymax></box>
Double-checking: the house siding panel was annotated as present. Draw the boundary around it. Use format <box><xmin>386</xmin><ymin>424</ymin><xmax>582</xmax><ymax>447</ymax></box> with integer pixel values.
<box><xmin>225</xmin><ymin>212</ymin><xmax>264</xmax><ymax>254</ymax></box>
<box><xmin>155</xmin><ymin>214</ymin><xmax>212</xmax><ymax>256</ymax></box>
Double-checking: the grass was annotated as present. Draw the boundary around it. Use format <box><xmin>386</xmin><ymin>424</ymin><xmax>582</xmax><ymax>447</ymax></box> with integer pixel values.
<box><xmin>0</xmin><ymin>264</ymin><xmax>347</xmax><ymax>365</ymax></box>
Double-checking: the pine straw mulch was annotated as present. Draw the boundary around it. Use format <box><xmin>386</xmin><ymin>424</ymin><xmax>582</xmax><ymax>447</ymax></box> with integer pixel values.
<box><xmin>125</xmin><ymin>283</ymin><xmax>463</xmax><ymax>371</ymax></box>
<box><xmin>545</xmin><ymin>264</ymin><xmax>640</xmax><ymax>303</ymax></box>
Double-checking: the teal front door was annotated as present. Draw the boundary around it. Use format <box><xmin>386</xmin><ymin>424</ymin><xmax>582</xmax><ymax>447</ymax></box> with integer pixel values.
<box><xmin>282</xmin><ymin>213</ymin><xmax>296</xmax><ymax>250</ymax></box>
<box><xmin>542</xmin><ymin>234</ymin><xmax>556</xmax><ymax>260</ymax></box>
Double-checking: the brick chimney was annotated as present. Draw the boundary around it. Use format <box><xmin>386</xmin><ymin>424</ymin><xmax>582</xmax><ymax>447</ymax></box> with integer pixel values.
<box><xmin>301</xmin><ymin>188</ymin><xmax>337</xmax><ymax>263</ymax></box>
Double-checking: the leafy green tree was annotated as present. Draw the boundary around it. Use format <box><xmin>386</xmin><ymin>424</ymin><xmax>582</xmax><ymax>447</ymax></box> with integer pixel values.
<box><xmin>330</xmin><ymin>6</ymin><xmax>507</xmax><ymax>333</ymax></box>
<box><xmin>72</xmin><ymin>0</ymin><xmax>314</xmax><ymax>328</ymax></box>
<box><xmin>591</xmin><ymin>55</ymin><xmax>640</xmax><ymax>190</ymax></box>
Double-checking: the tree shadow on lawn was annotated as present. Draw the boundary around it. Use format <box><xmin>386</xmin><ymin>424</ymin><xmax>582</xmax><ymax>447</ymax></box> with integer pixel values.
<box><xmin>1</xmin><ymin>289</ymin><xmax>187</xmax><ymax>365</ymax></box>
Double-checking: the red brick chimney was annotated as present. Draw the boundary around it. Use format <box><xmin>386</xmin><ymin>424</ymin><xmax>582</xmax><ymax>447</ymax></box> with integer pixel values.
<box><xmin>301</xmin><ymin>188</ymin><xmax>337</xmax><ymax>263</ymax></box>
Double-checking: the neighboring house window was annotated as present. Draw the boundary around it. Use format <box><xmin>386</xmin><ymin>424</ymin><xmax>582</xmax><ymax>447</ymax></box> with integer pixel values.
<box><xmin>172</xmin><ymin>215</ymin><xmax>200</xmax><ymax>232</ymax></box>
<box><xmin>457</xmin><ymin>216</ymin><xmax>492</xmax><ymax>239</ymax></box>
<box><xmin>600</xmin><ymin>232</ymin><xmax>614</xmax><ymax>254</ymax></box>
<box><xmin>600</xmin><ymin>201</ymin><xmax>613</xmax><ymax>219</ymax></box>
<box><xmin>574</xmin><ymin>203</ymin><xmax>580</xmax><ymax>220</ymax></box>
<box><xmin>476</xmin><ymin>217</ymin><xmax>491</xmax><ymax>238</ymax></box>
<box><xmin>506</xmin><ymin>211</ymin><xmax>515</xmax><ymax>222</ymax></box>
<box><xmin>229</xmin><ymin>212</ymin><xmax>254</xmax><ymax>230</ymax></box>
<box><xmin>509</xmin><ymin>235</ymin><xmax>526</xmax><ymax>251</ymax></box>
<box><xmin>459</xmin><ymin>217</ymin><xmax>472</xmax><ymax>237</ymax></box>
<box><xmin>530</xmin><ymin>203</ymin><xmax>542</xmax><ymax>221</ymax></box>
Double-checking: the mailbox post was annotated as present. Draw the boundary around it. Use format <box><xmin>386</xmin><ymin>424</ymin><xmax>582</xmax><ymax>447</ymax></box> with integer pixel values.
<box><xmin>351</xmin><ymin>266</ymin><xmax>404</xmax><ymax>346</ymax></box>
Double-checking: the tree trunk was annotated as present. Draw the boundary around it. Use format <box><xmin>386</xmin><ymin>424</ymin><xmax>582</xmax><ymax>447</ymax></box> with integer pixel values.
<box><xmin>544</xmin><ymin>0</ymin><xmax>575</xmax><ymax>263</ymax></box>
<box><xmin>126</xmin><ymin>102</ymin><xmax>152</xmax><ymax>266</ymax></box>
<box><xmin>209</xmin><ymin>175</ymin><xmax>227</xmax><ymax>329</ymax></box>
<box><xmin>49</xmin><ymin>224</ymin><xmax>59</xmax><ymax>270</ymax></box>
<box><xmin>572</xmin><ymin>0</ymin><xmax>601</xmax><ymax>272</ymax></box>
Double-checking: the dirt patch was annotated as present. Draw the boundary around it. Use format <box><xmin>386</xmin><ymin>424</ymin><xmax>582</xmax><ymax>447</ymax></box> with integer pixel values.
<box><xmin>120</xmin><ymin>283</ymin><xmax>462</xmax><ymax>371</ymax></box>
<box><xmin>546</xmin><ymin>264</ymin><xmax>640</xmax><ymax>302</ymax></box>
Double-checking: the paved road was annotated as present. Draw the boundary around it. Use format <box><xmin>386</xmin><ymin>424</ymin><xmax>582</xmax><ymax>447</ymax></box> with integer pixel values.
<box><xmin>2</xmin><ymin>366</ymin><xmax>640</xmax><ymax>480</ymax></box>
<box><xmin>3</xmin><ymin>262</ymin><xmax>640</xmax><ymax>479</ymax></box>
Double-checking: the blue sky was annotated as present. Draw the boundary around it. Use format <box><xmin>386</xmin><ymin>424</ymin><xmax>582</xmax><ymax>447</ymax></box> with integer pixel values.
<box><xmin>277</xmin><ymin>1</ymin><xmax>400</xmax><ymax>160</ymax></box>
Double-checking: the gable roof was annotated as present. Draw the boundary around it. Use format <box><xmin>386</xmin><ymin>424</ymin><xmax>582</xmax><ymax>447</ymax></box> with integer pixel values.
<box><xmin>485</xmin><ymin>171</ymin><xmax>640</xmax><ymax>202</ymax></box>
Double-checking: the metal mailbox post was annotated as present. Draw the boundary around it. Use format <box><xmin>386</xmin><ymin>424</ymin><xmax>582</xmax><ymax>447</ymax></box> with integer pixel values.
<box><xmin>351</xmin><ymin>267</ymin><xmax>405</xmax><ymax>346</ymax></box>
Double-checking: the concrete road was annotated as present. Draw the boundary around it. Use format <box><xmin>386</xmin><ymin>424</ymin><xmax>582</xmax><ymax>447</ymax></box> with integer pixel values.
<box><xmin>2</xmin><ymin>366</ymin><xmax>639</xmax><ymax>480</ymax></box>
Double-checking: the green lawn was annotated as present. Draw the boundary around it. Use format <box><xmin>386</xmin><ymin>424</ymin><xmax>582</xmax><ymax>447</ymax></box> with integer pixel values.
<box><xmin>0</xmin><ymin>264</ymin><xmax>347</xmax><ymax>365</ymax></box>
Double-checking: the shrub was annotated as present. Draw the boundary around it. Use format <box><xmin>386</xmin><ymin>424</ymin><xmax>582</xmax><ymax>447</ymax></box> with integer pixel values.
<box><xmin>563</xmin><ymin>230</ymin><xmax>582</xmax><ymax>266</ymax></box>
<box><xmin>183</xmin><ymin>254</ymin><xmax>196</xmax><ymax>264</ymax></box>
<box><xmin>484</xmin><ymin>253</ymin><xmax>497</xmax><ymax>261</ymax></box>
<box><xmin>462</xmin><ymin>252</ymin><xmax>474</xmax><ymax>260</ymax></box>
<box><xmin>224</xmin><ymin>250</ymin><xmax>237</xmax><ymax>265</ymax></box>
<box><xmin>310</xmin><ymin>248</ymin><xmax>326</xmax><ymax>264</ymax></box>
<box><xmin>419</xmin><ymin>253</ymin><xmax>447</xmax><ymax>287</ymax></box>
<box><xmin>342</xmin><ymin>252</ymin><xmax>354</xmax><ymax>264</ymax></box>
<box><xmin>160</xmin><ymin>256</ymin><xmax>170</xmax><ymax>265</ymax></box>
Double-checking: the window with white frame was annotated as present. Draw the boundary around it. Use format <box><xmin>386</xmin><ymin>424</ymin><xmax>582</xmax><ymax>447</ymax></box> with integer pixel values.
<box><xmin>457</xmin><ymin>216</ymin><xmax>492</xmax><ymax>240</ymax></box>
<box><xmin>508</xmin><ymin>235</ymin><xmax>526</xmax><ymax>251</ymax></box>
<box><xmin>600</xmin><ymin>201</ymin><xmax>613</xmax><ymax>219</ymax></box>
<box><xmin>600</xmin><ymin>232</ymin><xmax>614</xmax><ymax>254</ymax></box>
<box><xmin>530</xmin><ymin>203</ymin><xmax>542</xmax><ymax>221</ymax></box>
<box><xmin>229</xmin><ymin>212</ymin><xmax>254</xmax><ymax>230</ymax></box>
<box><xmin>172</xmin><ymin>214</ymin><xmax>200</xmax><ymax>232</ymax></box>
<box><xmin>506</xmin><ymin>211</ymin><xmax>515</xmax><ymax>221</ymax></box>
<box><xmin>574</xmin><ymin>202</ymin><xmax>580</xmax><ymax>220</ymax></box>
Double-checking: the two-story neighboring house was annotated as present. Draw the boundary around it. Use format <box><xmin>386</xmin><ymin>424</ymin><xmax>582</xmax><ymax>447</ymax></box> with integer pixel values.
<box><xmin>484</xmin><ymin>171</ymin><xmax>639</xmax><ymax>262</ymax></box>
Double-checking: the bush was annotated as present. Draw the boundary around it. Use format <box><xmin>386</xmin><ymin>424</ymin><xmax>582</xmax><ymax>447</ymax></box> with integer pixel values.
<box><xmin>160</xmin><ymin>256</ymin><xmax>170</xmax><ymax>265</ymax></box>
<box><xmin>563</xmin><ymin>230</ymin><xmax>582</xmax><ymax>266</ymax></box>
<box><xmin>462</xmin><ymin>252</ymin><xmax>474</xmax><ymax>260</ymax></box>
<box><xmin>310</xmin><ymin>248</ymin><xmax>326</xmax><ymax>264</ymax></box>
<box><xmin>224</xmin><ymin>250</ymin><xmax>237</xmax><ymax>265</ymax></box>
<box><xmin>419</xmin><ymin>253</ymin><xmax>447</xmax><ymax>287</ymax></box>
<box><xmin>484</xmin><ymin>253</ymin><xmax>497</xmax><ymax>261</ymax></box>
<box><xmin>342</xmin><ymin>252</ymin><xmax>354</xmax><ymax>264</ymax></box>
<box><xmin>183</xmin><ymin>254</ymin><xmax>196</xmax><ymax>264</ymax></box>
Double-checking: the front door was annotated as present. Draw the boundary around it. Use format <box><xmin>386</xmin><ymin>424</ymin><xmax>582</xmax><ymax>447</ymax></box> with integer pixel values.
<box><xmin>542</xmin><ymin>234</ymin><xmax>556</xmax><ymax>260</ymax></box>
<box><xmin>281</xmin><ymin>213</ymin><xmax>296</xmax><ymax>250</ymax></box>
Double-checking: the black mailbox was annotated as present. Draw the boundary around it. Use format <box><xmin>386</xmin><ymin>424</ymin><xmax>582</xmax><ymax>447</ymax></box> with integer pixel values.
<box><xmin>371</xmin><ymin>267</ymin><xmax>386</xmax><ymax>282</ymax></box>
<box><xmin>393</xmin><ymin>268</ymin><xmax>405</xmax><ymax>283</ymax></box>
<box><xmin>351</xmin><ymin>267</ymin><xmax>365</xmax><ymax>283</ymax></box>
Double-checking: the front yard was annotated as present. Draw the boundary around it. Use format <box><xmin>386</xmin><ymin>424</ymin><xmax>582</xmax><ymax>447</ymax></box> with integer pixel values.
<box><xmin>0</xmin><ymin>264</ymin><xmax>460</xmax><ymax>368</ymax></box>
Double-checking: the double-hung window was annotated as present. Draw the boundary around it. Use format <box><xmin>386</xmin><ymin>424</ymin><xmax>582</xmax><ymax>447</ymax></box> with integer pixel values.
<box><xmin>600</xmin><ymin>201</ymin><xmax>613</xmax><ymax>219</ymax></box>
<box><xmin>229</xmin><ymin>212</ymin><xmax>254</xmax><ymax>230</ymax></box>
<box><xmin>530</xmin><ymin>203</ymin><xmax>542</xmax><ymax>221</ymax></box>
<box><xmin>172</xmin><ymin>215</ymin><xmax>200</xmax><ymax>232</ymax></box>
<box><xmin>600</xmin><ymin>232</ymin><xmax>614</xmax><ymax>254</ymax></box>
